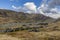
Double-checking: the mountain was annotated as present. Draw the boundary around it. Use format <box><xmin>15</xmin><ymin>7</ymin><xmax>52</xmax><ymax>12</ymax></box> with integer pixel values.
<box><xmin>0</xmin><ymin>9</ymin><xmax>60</xmax><ymax>40</ymax></box>
<box><xmin>0</xmin><ymin>9</ymin><xmax>56</xmax><ymax>24</ymax></box>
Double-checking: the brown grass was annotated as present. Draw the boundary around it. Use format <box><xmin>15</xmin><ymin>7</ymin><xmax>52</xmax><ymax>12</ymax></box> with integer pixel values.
<box><xmin>5</xmin><ymin>31</ymin><xmax>60</xmax><ymax>40</ymax></box>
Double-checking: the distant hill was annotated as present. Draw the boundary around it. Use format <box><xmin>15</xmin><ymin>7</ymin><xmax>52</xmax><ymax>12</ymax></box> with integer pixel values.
<box><xmin>0</xmin><ymin>9</ymin><xmax>56</xmax><ymax>24</ymax></box>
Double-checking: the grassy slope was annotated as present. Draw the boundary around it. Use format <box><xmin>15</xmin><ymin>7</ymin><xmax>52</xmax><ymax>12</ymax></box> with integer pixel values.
<box><xmin>0</xmin><ymin>34</ymin><xmax>22</xmax><ymax>40</ymax></box>
<box><xmin>5</xmin><ymin>31</ymin><xmax>60</xmax><ymax>40</ymax></box>
<box><xmin>0</xmin><ymin>9</ymin><xmax>55</xmax><ymax>23</ymax></box>
<box><xmin>0</xmin><ymin>9</ymin><xmax>60</xmax><ymax>40</ymax></box>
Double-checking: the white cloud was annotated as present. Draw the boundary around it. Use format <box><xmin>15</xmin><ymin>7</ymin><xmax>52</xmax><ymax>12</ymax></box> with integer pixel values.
<box><xmin>12</xmin><ymin>5</ymin><xmax>26</xmax><ymax>12</ymax></box>
<box><xmin>12</xmin><ymin>5</ymin><xmax>17</xmax><ymax>9</ymax></box>
<box><xmin>44</xmin><ymin>13</ymin><xmax>60</xmax><ymax>19</ymax></box>
<box><xmin>24</xmin><ymin>2</ymin><xmax>37</xmax><ymax>13</ymax></box>
<box><xmin>12</xmin><ymin>0</ymin><xmax>60</xmax><ymax>19</ymax></box>
<box><xmin>12</xmin><ymin>5</ymin><xmax>22</xmax><ymax>10</ymax></box>
<box><xmin>12</xmin><ymin>2</ymin><xmax>37</xmax><ymax>13</ymax></box>
<box><xmin>38</xmin><ymin>7</ymin><xmax>60</xmax><ymax>19</ymax></box>
<box><xmin>38</xmin><ymin>3</ymin><xmax>49</xmax><ymax>14</ymax></box>
<box><xmin>37</xmin><ymin>0</ymin><xmax>60</xmax><ymax>19</ymax></box>
<box><xmin>48</xmin><ymin>0</ymin><xmax>60</xmax><ymax>8</ymax></box>
<box><xmin>50</xmin><ymin>8</ymin><xmax>59</xmax><ymax>14</ymax></box>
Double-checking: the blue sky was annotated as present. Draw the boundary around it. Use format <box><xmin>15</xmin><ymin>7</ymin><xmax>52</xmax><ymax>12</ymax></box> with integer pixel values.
<box><xmin>0</xmin><ymin>0</ymin><xmax>60</xmax><ymax>19</ymax></box>
<box><xmin>0</xmin><ymin>0</ymin><xmax>42</xmax><ymax>10</ymax></box>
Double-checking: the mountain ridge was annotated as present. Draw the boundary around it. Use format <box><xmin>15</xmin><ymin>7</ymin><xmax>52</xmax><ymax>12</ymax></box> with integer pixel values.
<box><xmin>0</xmin><ymin>9</ymin><xmax>57</xmax><ymax>24</ymax></box>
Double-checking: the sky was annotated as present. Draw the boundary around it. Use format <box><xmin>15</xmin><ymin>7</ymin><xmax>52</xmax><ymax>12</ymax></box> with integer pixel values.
<box><xmin>0</xmin><ymin>0</ymin><xmax>60</xmax><ymax>19</ymax></box>
<box><xmin>0</xmin><ymin>0</ymin><xmax>42</xmax><ymax>10</ymax></box>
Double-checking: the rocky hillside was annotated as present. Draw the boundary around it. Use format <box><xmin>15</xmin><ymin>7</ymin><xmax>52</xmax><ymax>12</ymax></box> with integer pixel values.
<box><xmin>0</xmin><ymin>9</ymin><xmax>60</xmax><ymax>40</ymax></box>
<box><xmin>0</xmin><ymin>9</ymin><xmax>56</xmax><ymax>24</ymax></box>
